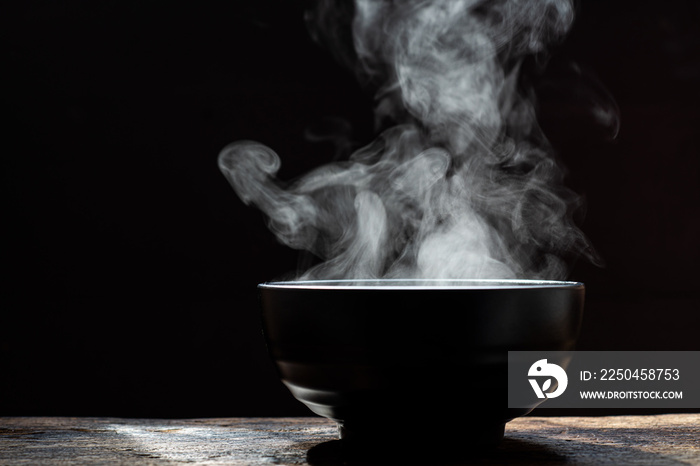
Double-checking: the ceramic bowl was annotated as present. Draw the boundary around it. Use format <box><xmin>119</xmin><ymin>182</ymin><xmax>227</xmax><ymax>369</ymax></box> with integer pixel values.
<box><xmin>259</xmin><ymin>279</ymin><xmax>584</xmax><ymax>449</ymax></box>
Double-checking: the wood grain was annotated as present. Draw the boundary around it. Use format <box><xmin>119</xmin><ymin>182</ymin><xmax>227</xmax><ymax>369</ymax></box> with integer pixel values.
<box><xmin>1</xmin><ymin>415</ymin><xmax>698</xmax><ymax>465</ymax></box>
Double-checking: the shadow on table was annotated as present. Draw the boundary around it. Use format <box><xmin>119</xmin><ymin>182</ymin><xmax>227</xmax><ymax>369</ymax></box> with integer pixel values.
<box><xmin>307</xmin><ymin>437</ymin><xmax>564</xmax><ymax>465</ymax></box>
<box><xmin>306</xmin><ymin>432</ymin><xmax>690</xmax><ymax>466</ymax></box>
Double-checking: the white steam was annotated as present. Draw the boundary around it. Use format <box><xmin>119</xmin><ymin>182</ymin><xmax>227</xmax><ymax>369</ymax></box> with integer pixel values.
<box><xmin>220</xmin><ymin>0</ymin><xmax>599</xmax><ymax>281</ymax></box>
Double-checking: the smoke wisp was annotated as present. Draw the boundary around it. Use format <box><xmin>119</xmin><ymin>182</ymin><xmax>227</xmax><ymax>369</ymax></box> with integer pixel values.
<box><xmin>219</xmin><ymin>0</ymin><xmax>601</xmax><ymax>281</ymax></box>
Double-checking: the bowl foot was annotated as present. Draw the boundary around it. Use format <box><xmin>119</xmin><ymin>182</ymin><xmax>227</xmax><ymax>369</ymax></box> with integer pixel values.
<box><xmin>333</xmin><ymin>421</ymin><xmax>505</xmax><ymax>459</ymax></box>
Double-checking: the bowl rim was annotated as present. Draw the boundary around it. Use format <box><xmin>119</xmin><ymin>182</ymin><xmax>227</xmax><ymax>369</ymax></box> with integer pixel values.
<box><xmin>258</xmin><ymin>278</ymin><xmax>584</xmax><ymax>290</ymax></box>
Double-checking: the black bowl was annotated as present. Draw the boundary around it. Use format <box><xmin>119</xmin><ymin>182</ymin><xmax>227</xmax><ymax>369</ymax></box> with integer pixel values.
<box><xmin>259</xmin><ymin>279</ymin><xmax>584</xmax><ymax>450</ymax></box>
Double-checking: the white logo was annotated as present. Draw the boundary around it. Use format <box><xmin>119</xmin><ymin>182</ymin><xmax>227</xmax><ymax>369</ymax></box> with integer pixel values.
<box><xmin>528</xmin><ymin>359</ymin><xmax>568</xmax><ymax>399</ymax></box>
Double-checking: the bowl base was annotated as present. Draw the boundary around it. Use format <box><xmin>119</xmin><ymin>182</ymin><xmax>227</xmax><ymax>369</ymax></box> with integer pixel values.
<box><xmin>337</xmin><ymin>420</ymin><xmax>505</xmax><ymax>452</ymax></box>
<box><xmin>307</xmin><ymin>424</ymin><xmax>505</xmax><ymax>464</ymax></box>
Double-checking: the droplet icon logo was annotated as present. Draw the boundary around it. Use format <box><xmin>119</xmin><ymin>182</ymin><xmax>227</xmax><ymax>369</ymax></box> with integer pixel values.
<box><xmin>528</xmin><ymin>359</ymin><xmax>568</xmax><ymax>399</ymax></box>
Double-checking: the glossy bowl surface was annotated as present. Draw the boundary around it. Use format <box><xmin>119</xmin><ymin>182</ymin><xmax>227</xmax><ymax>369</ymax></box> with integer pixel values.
<box><xmin>259</xmin><ymin>279</ymin><xmax>584</xmax><ymax>447</ymax></box>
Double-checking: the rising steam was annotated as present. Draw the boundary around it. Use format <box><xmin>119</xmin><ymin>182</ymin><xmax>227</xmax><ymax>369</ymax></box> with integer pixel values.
<box><xmin>220</xmin><ymin>0</ymin><xmax>601</xmax><ymax>281</ymax></box>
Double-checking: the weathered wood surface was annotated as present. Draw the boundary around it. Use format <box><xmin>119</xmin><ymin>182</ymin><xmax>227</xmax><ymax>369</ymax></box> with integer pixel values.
<box><xmin>1</xmin><ymin>415</ymin><xmax>699</xmax><ymax>465</ymax></box>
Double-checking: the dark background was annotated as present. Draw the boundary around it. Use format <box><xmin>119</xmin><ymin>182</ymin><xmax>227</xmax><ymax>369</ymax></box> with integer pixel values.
<box><xmin>3</xmin><ymin>1</ymin><xmax>699</xmax><ymax>418</ymax></box>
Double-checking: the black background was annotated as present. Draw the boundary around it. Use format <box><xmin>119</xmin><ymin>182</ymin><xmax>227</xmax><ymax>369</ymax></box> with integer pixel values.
<box><xmin>3</xmin><ymin>1</ymin><xmax>699</xmax><ymax>418</ymax></box>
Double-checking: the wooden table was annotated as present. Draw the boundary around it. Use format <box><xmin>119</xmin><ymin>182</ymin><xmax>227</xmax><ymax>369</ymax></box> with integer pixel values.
<box><xmin>1</xmin><ymin>415</ymin><xmax>699</xmax><ymax>465</ymax></box>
